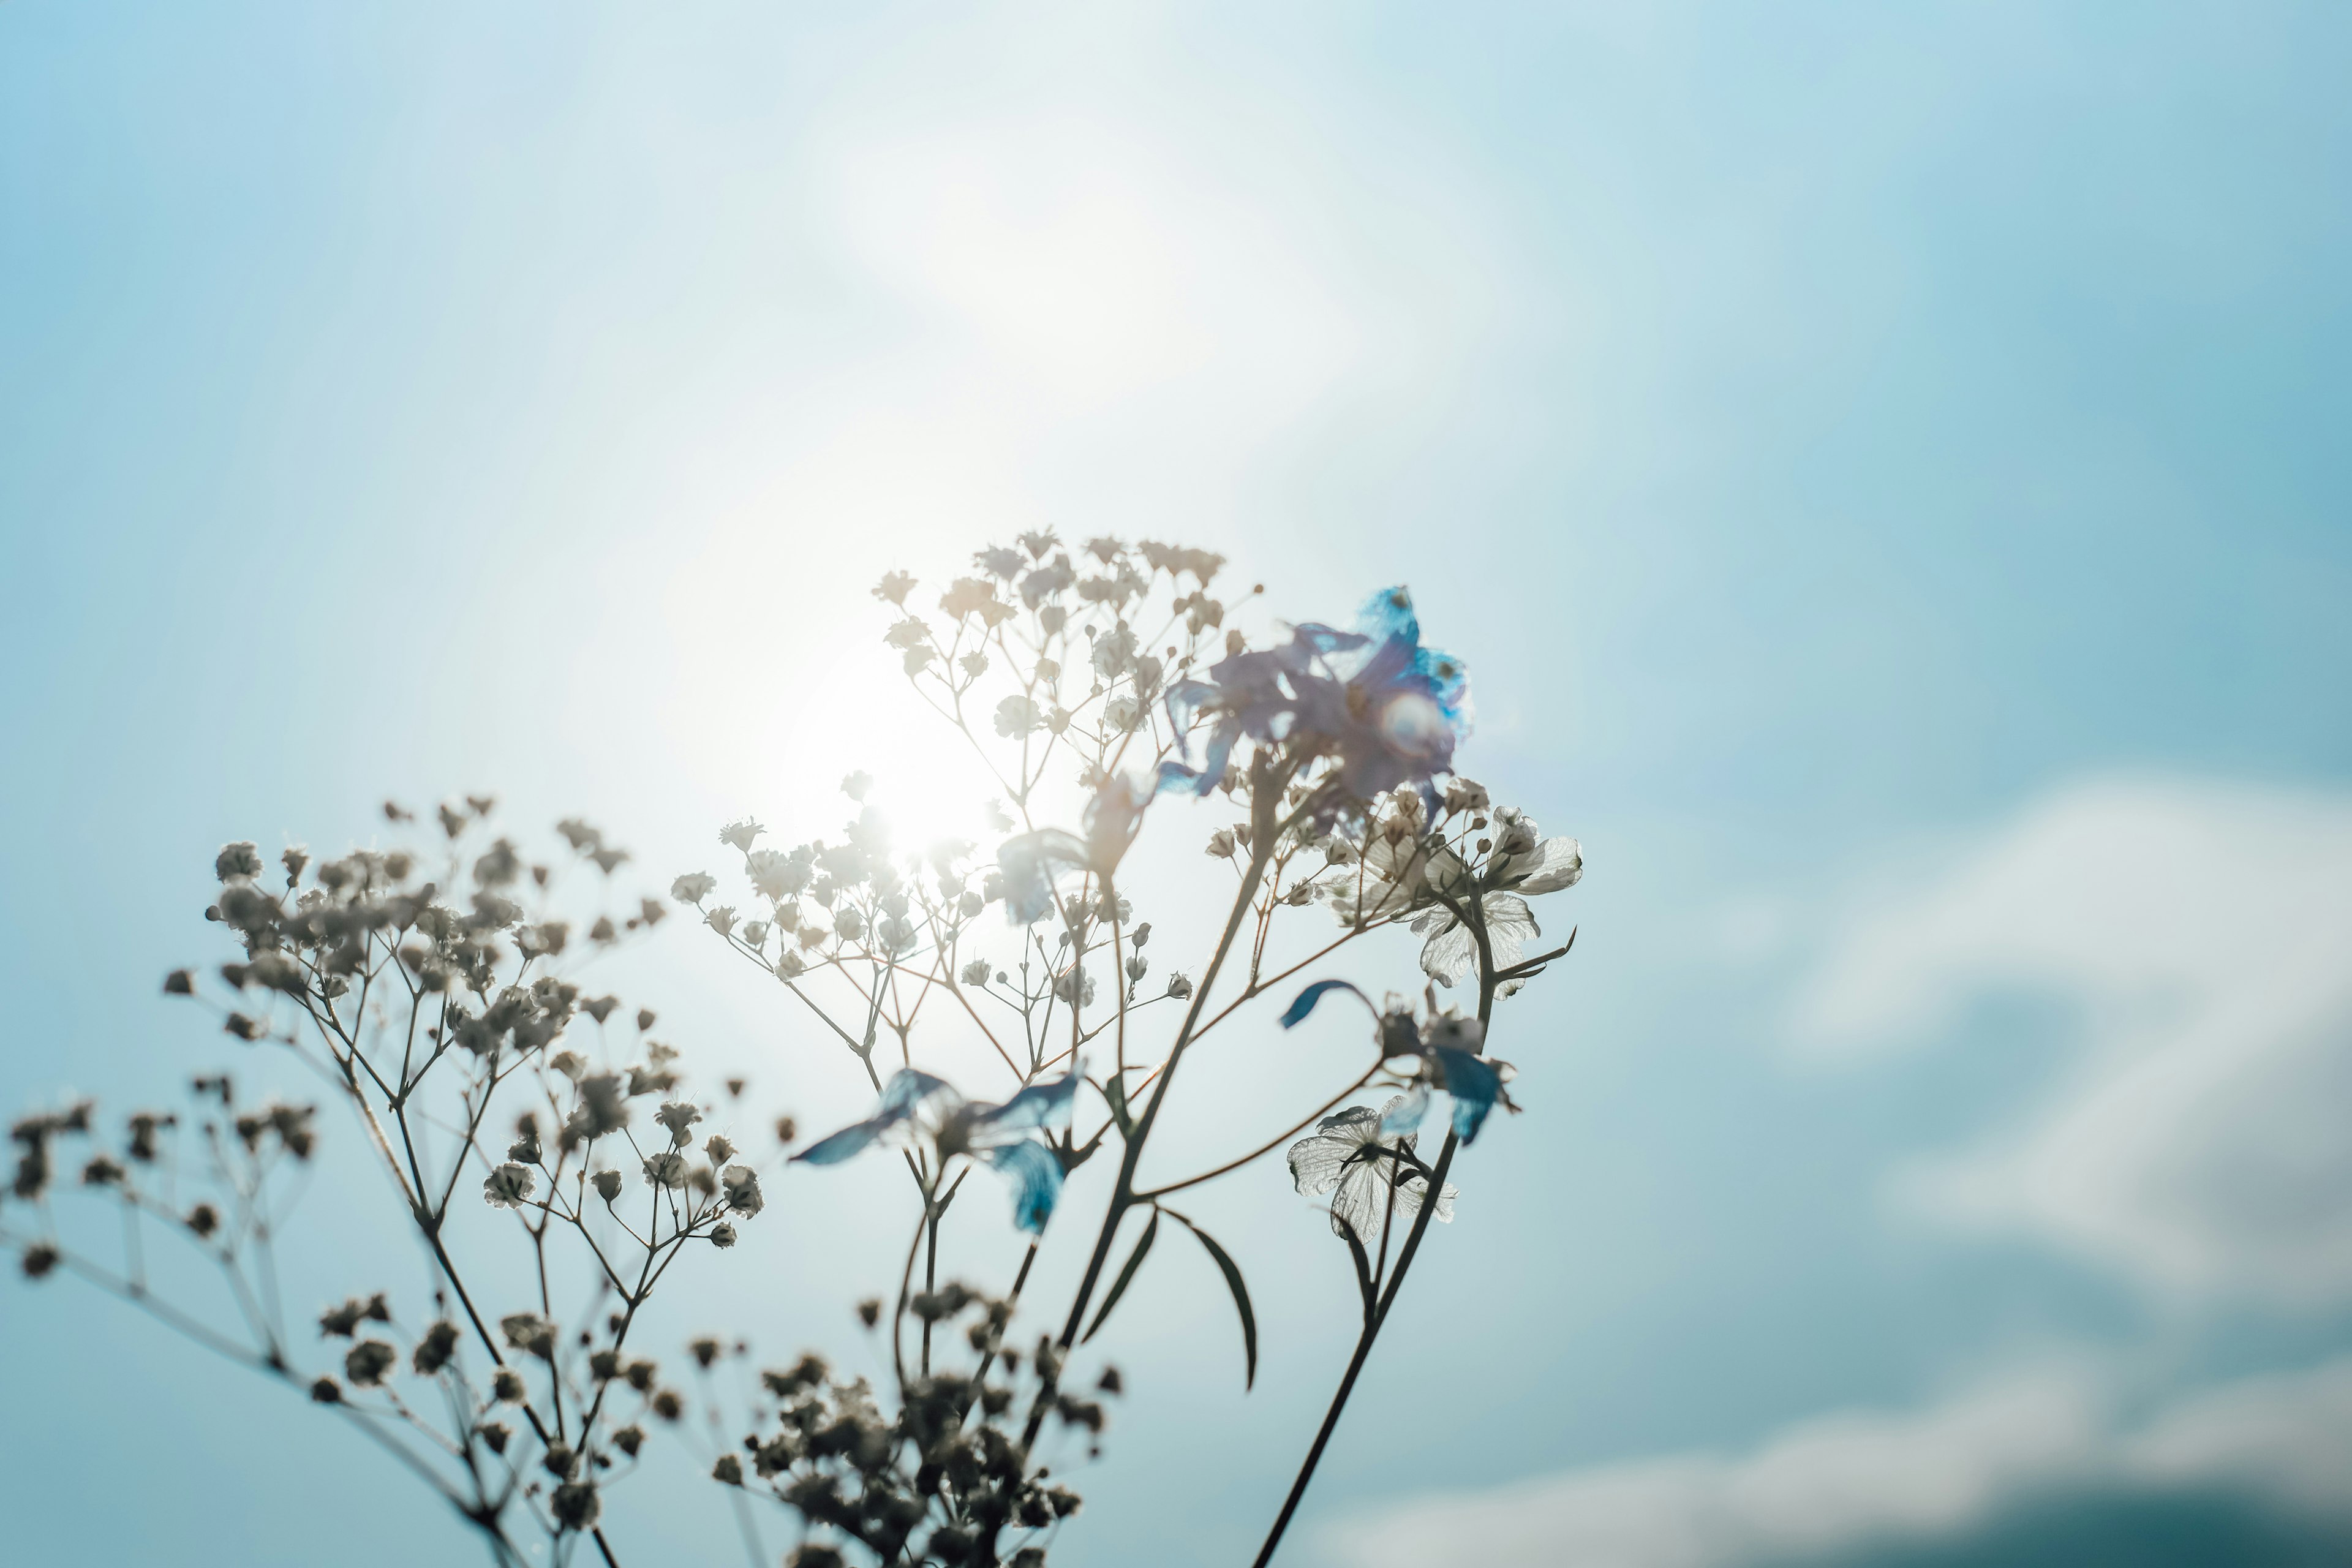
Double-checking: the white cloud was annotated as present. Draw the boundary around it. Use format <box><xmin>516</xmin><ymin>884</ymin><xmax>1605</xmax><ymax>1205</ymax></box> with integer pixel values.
<box><xmin>1791</xmin><ymin>777</ymin><xmax>2352</xmax><ymax>1306</ymax></box>
<box><xmin>1321</xmin><ymin>1355</ymin><xmax>2352</xmax><ymax>1568</ymax></box>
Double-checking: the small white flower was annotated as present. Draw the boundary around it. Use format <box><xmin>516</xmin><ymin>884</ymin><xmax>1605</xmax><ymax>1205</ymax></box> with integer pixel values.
<box><xmin>483</xmin><ymin>1163</ymin><xmax>536</xmax><ymax>1209</ymax></box>
<box><xmin>722</xmin><ymin>1165</ymin><xmax>764</xmax><ymax>1217</ymax></box>
<box><xmin>1412</xmin><ymin>892</ymin><xmax>1539</xmax><ymax>989</ymax></box>
<box><xmin>654</xmin><ymin>1101</ymin><xmax>703</xmax><ymax>1148</ymax></box>
<box><xmin>1286</xmin><ymin>1096</ymin><xmax>1457</xmax><ymax>1243</ymax></box>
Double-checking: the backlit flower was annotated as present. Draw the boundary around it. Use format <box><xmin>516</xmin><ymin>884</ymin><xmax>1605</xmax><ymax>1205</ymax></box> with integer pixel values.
<box><xmin>1286</xmin><ymin>1096</ymin><xmax>1456</xmax><ymax>1243</ymax></box>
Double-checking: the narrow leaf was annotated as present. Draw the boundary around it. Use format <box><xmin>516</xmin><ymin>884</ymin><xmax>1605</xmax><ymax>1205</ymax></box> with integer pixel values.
<box><xmin>1335</xmin><ymin>1213</ymin><xmax>1376</xmax><ymax>1328</ymax></box>
<box><xmin>1081</xmin><ymin>1207</ymin><xmax>1159</xmax><ymax>1344</ymax></box>
<box><xmin>1168</xmin><ymin>1210</ymin><xmax>1257</xmax><ymax>1389</ymax></box>
<box><xmin>1102</xmin><ymin>1074</ymin><xmax>1134</xmax><ymax>1137</ymax></box>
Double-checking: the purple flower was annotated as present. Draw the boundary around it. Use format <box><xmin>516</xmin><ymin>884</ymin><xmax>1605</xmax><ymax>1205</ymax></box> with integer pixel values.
<box><xmin>1155</xmin><ymin>587</ymin><xmax>1471</xmax><ymax>807</ymax></box>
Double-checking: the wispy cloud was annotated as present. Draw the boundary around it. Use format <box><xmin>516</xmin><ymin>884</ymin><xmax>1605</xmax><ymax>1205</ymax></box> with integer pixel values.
<box><xmin>1321</xmin><ymin>1355</ymin><xmax>2352</xmax><ymax>1568</ymax></box>
<box><xmin>1795</xmin><ymin>776</ymin><xmax>2352</xmax><ymax>1306</ymax></box>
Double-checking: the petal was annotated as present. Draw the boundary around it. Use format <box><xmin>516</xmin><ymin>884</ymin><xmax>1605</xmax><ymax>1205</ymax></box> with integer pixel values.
<box><xmin>1480</xmin><ymin>893</ymin><xmax>1538</xmax><ymax>973</ymax></box>
<box><xmin>997</xmin><ymin>831</ymin><xmax>1089</xmax><ymax>925</ymax></box>
<box><xmin>983</xmin><ymin>1140</ymin><xmax>1065</xmax><ymax>1234</ymax></box>
<box><xmin>1378</xmin><ymin>1086</ymin><xmax>1430</xmax><ymax>1137</ymax></box>
<box><xmin>1279</xmin><ymin>979</ymin><xmax>1373</xmax><ymax>1030</ymax></box>
<box><xmin>1329</xmin><ymin>1163</ymin><xmax>1390</xmax><ymax>1242</ymax></box>
<box><xmin>876</xmin><ymin>1069</ymin><xmax>959</xmax><ymax>1120</ymax></box>
<box><xmin>1419</xmin><ymin>922</ymin><xmax>1476</xmax><ymax>987</ymax></box>
<box><xmin>1286</xmin><ymin>1131</ymin><xmax>1352</xmax><ymax>1197</ymax></box>
<box><xmin>792</xmin><ymin>1117</ymin><xmax>887</xmax><ymax>1166</ymax></box>
<box><xmin>1432</xmin><ymin>1048</ymin><xmax>1504</xmax><ymax>1145</ymax></box>
<box><xmin>1512</xmin><ymin>837</ymin><xmax>1584</xmax><ymax>895</ymax></box>
<box><xmin>970</xmin><ymin>1068</ymin><xmax>1079</xmax><ymax>1141</ymax></box>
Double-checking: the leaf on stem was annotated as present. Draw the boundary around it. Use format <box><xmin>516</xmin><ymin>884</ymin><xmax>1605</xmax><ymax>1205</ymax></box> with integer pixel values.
<box><xmin>1335</xmin><ymin>1213</ymin><xmax>1376</xmax><ymax>1327</ymax></box>
<box><xmin>1080</xmin><ymin>1207</ymin><xmax>1159</xmax><ymax>1344</ymax></box>
<box><xmin>1166</xmin><ymin>1209</ymin><xmax>1257</xmax><ymax>1389</ymax></box>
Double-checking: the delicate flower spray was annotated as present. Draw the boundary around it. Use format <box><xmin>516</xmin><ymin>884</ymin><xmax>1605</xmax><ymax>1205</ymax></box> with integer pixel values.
<box><xmin>2</xmin><ymin>535</ymin><xmax>1581</xmax><ymax>1568</ymax></box>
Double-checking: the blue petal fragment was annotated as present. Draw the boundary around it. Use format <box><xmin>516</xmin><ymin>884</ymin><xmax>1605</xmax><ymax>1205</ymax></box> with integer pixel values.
<box><xmin>1433</xmin><ymin>1048</ymin><xmax>1503</xmax><ymax>1144</ymax></box>
<box><xmin>971</xmin><ymin>1068</ymin><xmax>1079</xmax><ymax>1140</ymax></box>
<box><xmin>793</xmin><ymin>1119</ymin><xmax>885</xmax><ymax>1166</ymax></box>
<box><xmin>1378</xmin><ymin>1082</ymin><xmax>1431</xmax><ymax>1137</ymax></box>
<box><xmin>1357</xmin><ymin>586</ymin><xmax>1420</xmax><ymax>646</ymax></box>
<box><xmin>1279</xmin><ymin>979</ymin><xmax>1372</xmax><ymax>1030</ymax></box>
<box><xmin>984</xmin><ymin>1140</ymin><xmax>1066</xmax><ymax>1234</ymax></box>
<box><xmin>876</xmin><ymin>1069</ymin><xmax>956</xmax><ymax>1118</ymax></box>
<box><xmin>796</xmin><ymin>1069</ymin><xmax>956</xmax><ymax>1165</ymax></box>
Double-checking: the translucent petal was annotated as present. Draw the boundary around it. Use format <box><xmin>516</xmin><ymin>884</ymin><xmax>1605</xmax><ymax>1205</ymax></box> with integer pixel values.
<box><xmin>1378</xmin><ymin>1085</ymin><xmax>1430</xmax><ymax>1137</ymax></box>
<box><xmin>983</xmin><ymin>1140</ymin><xmax>1065</xmax><ymax>1234</ymax></box>
<box><xmin>1480</xmin><ymin>893</ymin><xmax>1538</xmax><ymax>974</ymax></box>
<box><xmin>1513</xmin><ymin>837</ymin><xmax>1584</xmax><ymax>895</ymax></box>
<box><xmin>793</xmin><ymin>1118</ymin><xmax>885</xmax><ymax>1166</ymax></box>
<box><xmin>970</xmin><ymin>1068</ymin><xmax>1079</xmax><ymax>1143</ymax></box>
<box><xmin>876</xmin><ymin>1069</ymin><xmax>958</xmax><ymax>1119</ymax></box>
<box><xmin>1433</xmin><ymin>1047</ymin><xmax>1504</xmax><ymax>1145</ymax></box>
<box><xmin>1286</xmin><ymin>1132</ymin><xmax>1352</xmax><ymax>1197</ymax></box>
<box><xmin>1420</xmin><ymin>922</ymin><xmax>1476</xmax><ymax>986</ymax></box>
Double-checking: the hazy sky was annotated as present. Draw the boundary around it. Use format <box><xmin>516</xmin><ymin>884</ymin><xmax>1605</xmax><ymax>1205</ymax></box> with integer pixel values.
<box><xmin>5</xmin><ymin>4</ymin><xmax>2349</xmax><ymax>1566</ymax></box>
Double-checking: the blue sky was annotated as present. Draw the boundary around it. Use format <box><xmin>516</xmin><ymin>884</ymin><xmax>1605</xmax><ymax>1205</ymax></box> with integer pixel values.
<box><xmin>4</xmin><ymin>4</ymin><xmax>2349</xmax><ymax>1565</ymax></box>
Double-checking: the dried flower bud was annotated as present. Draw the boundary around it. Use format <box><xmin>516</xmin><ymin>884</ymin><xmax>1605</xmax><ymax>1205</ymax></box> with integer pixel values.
<box><xmin>20</xmin><ymin>1244</ymin><xmax>59</xmax><ymax>1280</ymax></box>
<box><xmin>710</xmin><ymin>1222</ymin><xmax>737</xmax><ymax>1249</ymax></box>
<box><xmin>594</xmin><ymin>1169</ymin><xmax>623</xmax><ymax>1202</ymax></box>
<box><xmin>412</xmin><ymin>1321</ymin><xmax>459</xmax><ymax>1376</ymax></box>
<box><xmin>550</xmin><ymin>1480</ymin><xmax>600</xmax><ymax>1531</ymax></box>
<box><xmin>493</xmin><ymin>1368</ymin><xmax>527</xmax><ymax>1403</ymax></box>
<box><xmin>344</xmin><ymin>1340</ymin><xmax>396</xmax><ymax>1387</ymax></box>
<box><xmin>309</xmin><ymin>1376</ymin><xmax>341</xmax><ymax>1404</ymax></box>
<box><xmin>856</xmin><ymin>1298</ymin><xmax>882</xmax><ymax>1329</ymax></box>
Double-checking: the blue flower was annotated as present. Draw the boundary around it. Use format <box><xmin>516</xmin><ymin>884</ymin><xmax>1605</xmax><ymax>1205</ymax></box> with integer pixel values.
<box><xmin>995</xmin><ymin>773</ymin><xmax>1152</xmax><ymax>925</ymax></box>
<box><xmin>1278</xmin><ymin>979</ymin><xmax>1517</xmax><ymax>1146</ymax></box>
<box><xmin>791</xmin><ymin>1066</ymin><xmax>1080</xmax><ymax>1233</ymax></box>
<box><xmin>1155</xmin><ymin>587</ymin><xmax>1471</xmax><ymax>807</ymax></box>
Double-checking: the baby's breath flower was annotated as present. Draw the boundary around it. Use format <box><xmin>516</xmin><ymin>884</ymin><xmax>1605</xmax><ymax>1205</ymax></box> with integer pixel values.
<box><xmin>671</xmin><ymin>872</ymin><xmax>717</xmax><ymax>905</ymax></box>
<box><xmin>643</xmin><ymin>1151</ymin><xmax>687</xmax><ymax>1189</ymax></box>
<box><xmin>654</xmin><ymin>1101</ymin><xmax>703</xmax><ymax>1147</ymax></box>
<box><xmin>550</xmin><ymin>1480</ymin><xmax>601</xmax><ymax>1531</ymax></box>
<box><xmin>344</xmin><ymin>1340</ymin><xmax>396</xmax><ymax>1387</ymax></box>
<box><xmin>411</xmin><ymin>1321</ymin><xmax>459</xmax><ymax>1375</ymax></box>
<box><xmin>482</xmin><ymin>1163</ymin><xmax>535</xmax><ymax>1209</ymax></box>
<box><xmin>500</xmin><ymin>1315</ymin><xmax>555</xmax><ymax>1360</ymax></box>
<box><xmin>721</xmin><ymin>1165</ymin><xmax>763</xmax><ymax>1216</ymax></box>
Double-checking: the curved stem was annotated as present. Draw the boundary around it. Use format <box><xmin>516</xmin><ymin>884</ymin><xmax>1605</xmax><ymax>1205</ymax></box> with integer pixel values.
<box><xmin>1251</xmin><ymin>886</ymin><xmax>1502</xmax><ymax>1566</ymax></box>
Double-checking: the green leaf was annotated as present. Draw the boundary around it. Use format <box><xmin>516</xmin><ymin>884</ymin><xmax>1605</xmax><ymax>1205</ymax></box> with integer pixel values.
<box><xmin>1081</xmin><ymin>1207</ymin><xmax>1159</xmax><ymax>1344</ymax></box>
<box><xmin>1102</xmin><ymin>1074</ymin><xmax>1134</xmax><ymax>1137</ymax></box>
<box><xmin>1167</xmin><ymin>1210</ymin><xmax>1257</xmax><ymax>1389</ymax></box>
